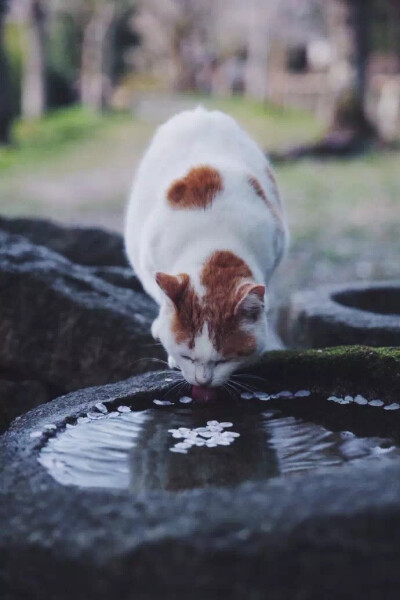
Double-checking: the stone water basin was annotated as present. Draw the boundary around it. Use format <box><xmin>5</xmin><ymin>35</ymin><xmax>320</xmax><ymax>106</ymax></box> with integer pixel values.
<box><xmin>282</xmin><ymin>280</ymin><xmax>400</xmax><ymax>348</ymax></box>
<box><xmin>3</xmin><ymin>347</ymin><xmax>400</xmax><ymax>600</ymax></box>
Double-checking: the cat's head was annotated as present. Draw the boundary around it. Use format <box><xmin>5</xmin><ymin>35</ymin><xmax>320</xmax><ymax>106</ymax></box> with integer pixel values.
<box><xmin>154</xmin><ymin>252</ymin><xmax>267</xmax><ymax>388</ymax></box>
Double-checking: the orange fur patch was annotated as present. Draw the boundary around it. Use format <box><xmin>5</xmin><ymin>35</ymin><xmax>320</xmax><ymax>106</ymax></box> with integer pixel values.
<box><xmin>156</xmin><ymin>272</ymin><xmax>189</xmax><ymax>304</ymax></box>
<box><xmin>170</xmin><ymin>250</ymin><xmax>257</xmax><ymax>357</ymax></box>
<box><xmin>248</xmin><ymin>175</ymin><xmax>282</xmax><ymax>223</ymax></box>
<box><xmin>201</xmin><ymin>251</ymin><xmax>256</xmax><ymax>357</ymax></box>
<box><xmin>167</xmin><ymin>165</ymin><xmax>223</xmax><ymax>210</ymax></box>
<box><xmin>265</xmin><ymin>164</ymin><xmax>282</xmax><ymax>206</ymax></box>
<box><xmin>171</xmin><ymin>283</ymin><xmax>203</xmax><ymax>348</ymax></box>
<box><xmin>248</xmin><ymin>173</ymin><xmax>286</xmax><ymax>272</ymax></box>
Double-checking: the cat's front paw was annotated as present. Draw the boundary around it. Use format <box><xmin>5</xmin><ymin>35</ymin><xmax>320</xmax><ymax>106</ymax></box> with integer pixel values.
<box><xmin>168</xmin><ymin>355</ymin><xmax>177</xmax><ymax>369</ymax></box>
<box><xmin>151</xmin><ymin>318</ymin><xmax>160</xmax><ymax>340</ymax></box>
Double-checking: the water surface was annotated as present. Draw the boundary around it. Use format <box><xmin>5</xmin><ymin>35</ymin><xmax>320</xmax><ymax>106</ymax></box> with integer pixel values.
<box><xmin>38</xmin><ymin>395</ymin><xmax>400</xmax><ymax>492</ymax></box>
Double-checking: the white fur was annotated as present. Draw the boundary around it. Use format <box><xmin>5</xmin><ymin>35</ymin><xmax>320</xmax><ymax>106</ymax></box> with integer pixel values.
<box><xmin>125</xmin><ymin>107</ymin><xmax>289</xmax><ymax>387</ymax></box>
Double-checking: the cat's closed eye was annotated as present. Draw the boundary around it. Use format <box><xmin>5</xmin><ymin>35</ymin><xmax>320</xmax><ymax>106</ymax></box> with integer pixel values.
<box><xmin>241</xmin><ymin>307</ymin><xmax>261</xmax><ymax>322</ymax></box>
<box><xmin>181</xmin><ymin>355</ymin><xmax>194</xmax><ymax>362</ymax></box>
<box><xmin>180</xmin><ymin>356</ymin><xmax>229</xmax><ymax>366</ymax></box>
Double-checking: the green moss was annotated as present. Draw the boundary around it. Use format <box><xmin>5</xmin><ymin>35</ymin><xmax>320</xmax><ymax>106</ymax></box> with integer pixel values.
<box><xmin>250</xmin><ymin>346</ymin><xmax>400</xmax><ymax>401</ymax></box>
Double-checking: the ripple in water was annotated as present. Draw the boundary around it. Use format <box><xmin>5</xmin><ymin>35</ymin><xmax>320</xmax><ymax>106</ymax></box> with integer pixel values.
<box><xmin>38</xmin><ymin>401</ymin><xmax>400</xmax><ymax>492</ymax></box>
<box><xmin>39</xmin><ymin>411</ymin><xmax>149</xmax><ymax>489</ymax></box>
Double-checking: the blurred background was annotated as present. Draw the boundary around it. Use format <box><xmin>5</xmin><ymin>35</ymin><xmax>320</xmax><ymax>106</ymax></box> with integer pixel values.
<box><xmin>0</xmin><ymin>0</ymin><xmax>399</xmax><ymax>297</ymax></box>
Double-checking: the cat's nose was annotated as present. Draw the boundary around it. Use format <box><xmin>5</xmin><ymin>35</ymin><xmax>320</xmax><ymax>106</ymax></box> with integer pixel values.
<box><xmin>195</xmin><ymin>365</ymin><xmax>213</xmax><ymax>386</ymax></box>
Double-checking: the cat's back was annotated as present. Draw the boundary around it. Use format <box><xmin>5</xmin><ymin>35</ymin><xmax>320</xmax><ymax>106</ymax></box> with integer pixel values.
<box><xmin>126</xmin><ymin>107</ymin><xmax>261</xmax><ymax>239</ymax></box>
<box><xmin>150</xmin><ymin>106</ymin><xmax>265</xmax><ymax>170</ymax></box>
<box><xmin>155</xmin><ymin>106</ymin><xmax>244</xmax><ymax>149</ymax></box>
<box><xmin>125</xmin><ymin>107</ymin><xmax>286</xmax><ymax>293</ymax></box>
<box><xmin>128</xmin><ymin>107</ymin><xmax>270</xmax><ymax>219</ymax></box>
<box><xmin>127</xmin><ymin>107</ymin><xmax>273</xmax><ymax>235</ymax></box>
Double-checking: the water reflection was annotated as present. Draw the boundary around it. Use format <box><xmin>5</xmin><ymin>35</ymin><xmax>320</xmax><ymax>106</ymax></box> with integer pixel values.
<box><xmin>38</xmin><ymin>399</ymin><xmax>400</xmax><ymax>492</ymax></box>
<box><xmin>129</xmin><ymin>410</ymin><xmax>278</xmax><ymax>492</ymax></box>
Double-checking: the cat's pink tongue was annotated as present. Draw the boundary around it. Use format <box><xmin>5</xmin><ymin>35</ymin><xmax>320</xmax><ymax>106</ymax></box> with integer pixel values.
<box><xmin>192</xmin><ymin>385</ymin><xmax>218</xmax><ymax>403</ymax></box>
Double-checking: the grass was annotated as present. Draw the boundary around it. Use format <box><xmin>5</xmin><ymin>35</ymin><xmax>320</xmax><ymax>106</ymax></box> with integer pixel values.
<box><xmin>199</xmin><ymin>95</ymin><xmax>324</xmax><ymax>149</ymax></box>
<box><xmin>0</xmin><ymin>96</ymin><xmax>324</xmax><ymax>173</ymax></box>
<box><xmin>0</xmin><ymin>106</ymin><xmax>131</xmax><ymax>172</ymax></box>
<box><xmin>277</xmin><ymin>150</ymin><xmax>400</xmax><ymax>243</ymax></box>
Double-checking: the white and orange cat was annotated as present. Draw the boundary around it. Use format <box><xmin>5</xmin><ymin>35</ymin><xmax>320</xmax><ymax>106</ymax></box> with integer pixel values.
<box><xmin>125</xmin><ymin>107</ymin><xmax>289</xmax><ymax>393</ymax></box>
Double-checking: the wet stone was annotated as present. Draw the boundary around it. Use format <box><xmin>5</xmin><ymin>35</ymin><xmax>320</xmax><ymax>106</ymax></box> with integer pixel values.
<box><xmin>284</xmin><ymin>281</ymin><xmax>400</xmax><ymax>348</ymax></box>
<box><xmin>0</xmin><ymin>377</ymin><xmax>53</xmax><ymax>433</ymax></box>
<box><xmin>3</xmin><ymin>361</ymin><xmax>400</xmax><ymax>600</ymax></box>
<box><xmin>0</xmin><ymin>227</ymin><xmax>162</xmax><ymax>399</ymax></box>
<box><xmin>0</xmin><ymin>216</ymin><xmax>129</xmax><ymax>268</ymax></box>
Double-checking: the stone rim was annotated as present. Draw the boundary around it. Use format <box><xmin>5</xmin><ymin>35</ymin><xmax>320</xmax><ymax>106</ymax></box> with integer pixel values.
<box><xmin>282</xmin><ymin>280</ymin><xmax>400</xmax><ymax>348</ymax></box>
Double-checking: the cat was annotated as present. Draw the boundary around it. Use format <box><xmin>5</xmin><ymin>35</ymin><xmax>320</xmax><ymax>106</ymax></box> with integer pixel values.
<box><xmin>125</xmin><ymin>106</ymin><xmax>289</xmax><ymax>392</ymax></box>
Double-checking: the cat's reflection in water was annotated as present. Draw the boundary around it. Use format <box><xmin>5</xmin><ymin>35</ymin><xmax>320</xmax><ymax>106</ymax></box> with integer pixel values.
<box><xmin>129</xmin><ymin>408</ymin><xmax>279</xmax><ymax>493</ymax></box>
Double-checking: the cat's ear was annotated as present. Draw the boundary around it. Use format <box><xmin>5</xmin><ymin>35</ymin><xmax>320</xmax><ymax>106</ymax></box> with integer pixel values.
<box><xmin>155</xmin><ymin>272</ymin><xmax>189</xmax><ymax>305</ymax></box>
<box><xmin>235</xmin><ymin>283</ymin><xmax>265</xmax><ymax>319</ymax></box>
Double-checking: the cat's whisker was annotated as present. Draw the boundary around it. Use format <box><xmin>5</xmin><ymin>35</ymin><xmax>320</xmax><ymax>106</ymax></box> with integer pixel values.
<box><xmin>180</xmin><ymin>381</ymin><xmax>191</xmax><ymax>395</ymax></box>
<box><xmin>222</xmin><ymin>383</ymin><xmax>235</xmax><ymax>402</ymax></box>
<box><xmin>230</xmin><ymin>379</ymin><xmax>258</xmax><ymax>395</ymax></box>
<box><xmin>167</xmin><ymin>379</ymin><xmax>182</xmax><ymax>389</ymax></box>
<box><xmin>153</xmin><ymin>370</ymin><xmax>181</xmax><ymax>378</ymax></box>
<box><xmin>147</xmin><ymin>359</ymin><xmax>170</xmax><ymax>366</ymax></box>
<box><xmin>161</xmin><ymin>385</ymin><xmax>181</xmax><ymax>400</ymax></box>
<box><xmin>232</xmin><ymin>373</ymin><xmax>268</xmax><ymax>384</ymax></box>
<box><xmin>224</xmin><ymin>381</ymin><xmax>239</xmax><ymax>400</ymax></box>
<box><xmin>232</xmin><ymin>375</ymin><xmax>266</xmax><ymax>389</ymax></box>
<box><xmin>130</xmin><ymin>357</ymin><xmax>170</xmax><ymax>369</ymax></box>
<box><xmin>171</xmin><ymin>381</ymin><xmax>188</xmax><ymax>400</ymax></box>
<box><xmin>227</xmin><ymin>380</ymin><xmax>247</xmax><ymax>397</ymax></box>
<box><xmin>162</xmin><ymin>379</ymin><xmax>186</xmax><ymax>400</ymax></box>
<box><xmin>230</xmin><ymin>377</ymin><xmax>254</xmax><ymax>390</ymax></box>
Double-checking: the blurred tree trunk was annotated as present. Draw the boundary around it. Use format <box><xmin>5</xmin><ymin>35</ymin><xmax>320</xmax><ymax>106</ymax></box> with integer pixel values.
<box><xmin>80</xmin><ymin>4</ymin><xmax>116</xmax><ymax>112</ymax></box>
<box><xmin>328</xmin><ymin>0</ymin><xmax>375</xmax><ymax>138</ymax></box>
<box><xmin>21</xmin><ymin>0</ymin><xmax>47</xmax><ymax>119</ymax></box>
<box><xmin>271</xmin><ymin>0</ymin><xmax>377</xmax><ymax>161</ymax></box>
<box><xmin>245</xmin><ymin>0</ymin><xmax>269</xmax><ymax>101</ymax></box>
<box><xmin>352</xmin><ymin>0</ymin><xmax>369</xmax><ymax>106</ymax></box>
<box><xmin>170</xmin><ymin>5</ymin><xmax>197</xmax><ymax>92</ymax></box>
<box><xmin>0</xmin><ymin>0</ymin><xmax>12</xmax><ymax>144</ymax></box>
